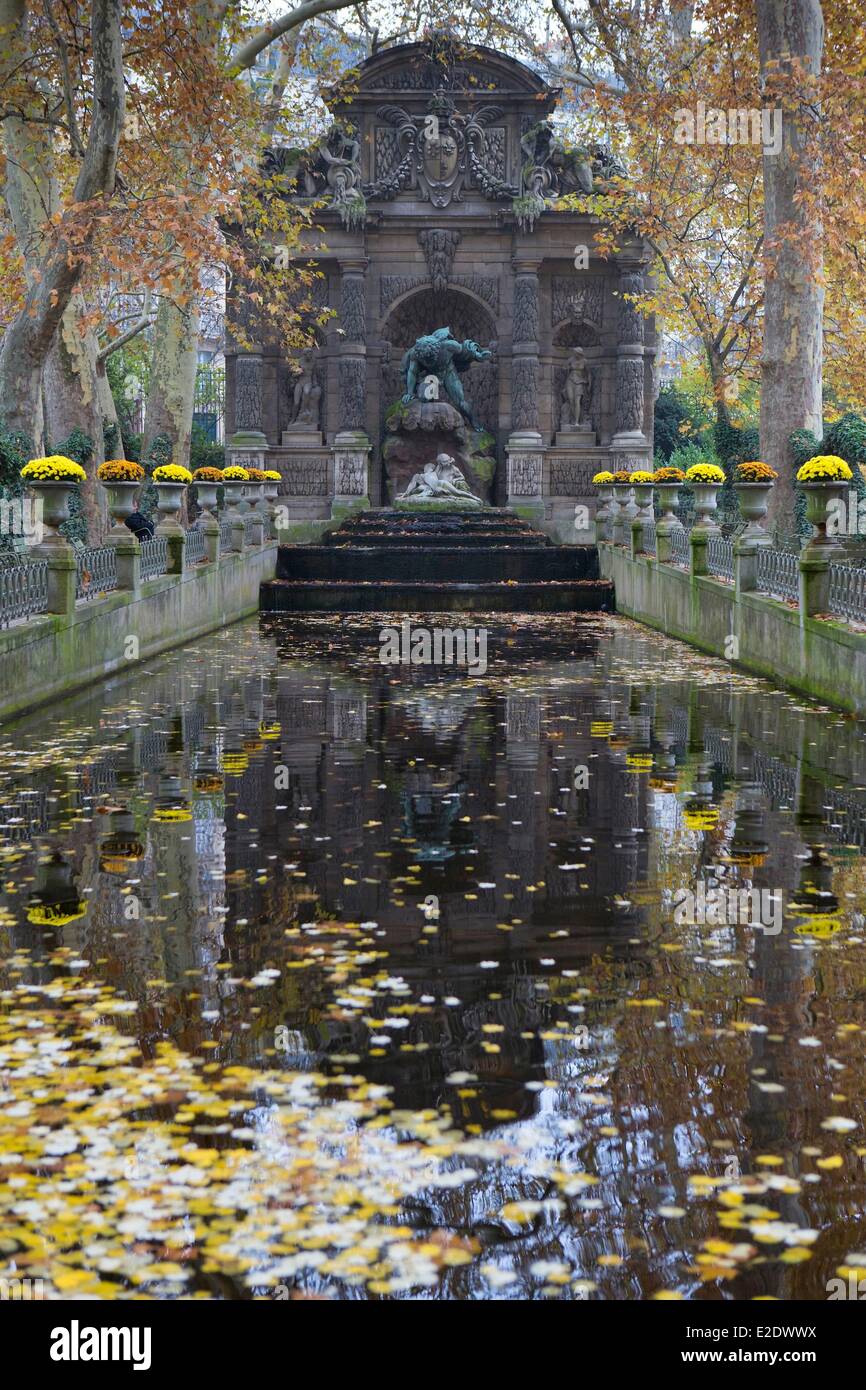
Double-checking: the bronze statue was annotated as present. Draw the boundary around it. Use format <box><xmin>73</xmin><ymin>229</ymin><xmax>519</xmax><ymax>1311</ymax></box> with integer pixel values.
<box><xmin>400</xmin><ymin>327</ymin><xmax>492</xmax><ymax>431</ymax></box>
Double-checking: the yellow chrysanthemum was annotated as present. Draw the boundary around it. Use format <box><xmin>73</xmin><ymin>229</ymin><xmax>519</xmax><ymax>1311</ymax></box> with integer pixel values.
<box><xmin>152</xmin><ymin>464</ymin><xmax>193</xmax><ymax>484</ymax></box>
<box><xmin>685</xmin><ymin>462</ymin><xmax>725</xmax><ymax>485</ymax></box>
<box><xmin>796</xmin><ymin>455</ymin><xmax>853</xmax><ymax>483</ymax></box>
<box><xmin>21</xmin><ymin>455</ymin><xmax>86</xmax><ymax>482</ymax></box>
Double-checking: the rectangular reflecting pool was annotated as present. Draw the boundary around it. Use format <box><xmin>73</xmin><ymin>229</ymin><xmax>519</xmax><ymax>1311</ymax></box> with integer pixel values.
<box><xmin>1</xmin><ymin>612</ymin><xmax>865</xmax><ymax>1300</ymax></box>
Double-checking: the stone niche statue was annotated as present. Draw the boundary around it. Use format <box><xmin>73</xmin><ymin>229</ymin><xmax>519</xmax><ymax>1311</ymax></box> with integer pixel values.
<box><xmin>396</xmin><ymin>453</ymin><xmax>483</xmax><ymax>506</ymax></box>
<box><xmin>283</xmin><ymin>348</ymin><xmax>322</xmax><ymax>443</ymax></box>
<box><xmin>401</xmin><ymin>327</ymin><xmax>492</xmax><ymax>432</ymax></box>
<box><xmin>557</xmin><ymin>347</ymin><xmax>596</xmax><ymax>446</ymax></box>
<box><xmin>562</xmin><ymin>347</ymin><xmax>589</xmax><ymax>428</ymax></box>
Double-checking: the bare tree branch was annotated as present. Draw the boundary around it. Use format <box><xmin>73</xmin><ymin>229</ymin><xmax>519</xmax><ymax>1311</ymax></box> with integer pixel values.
<box><xmin>97</xmin><ymin>289</ymin><xmax>153</xmax><ymax>360</ymax></box>
<box><xmin>42</xmin><ymin>0</ymin><xmax>86</xmax><ymax>157</ymax></box>
<box><xmin>230</xmin><ymin>0</ymin><xmax>359</xmax><ymax>73</ymax></box>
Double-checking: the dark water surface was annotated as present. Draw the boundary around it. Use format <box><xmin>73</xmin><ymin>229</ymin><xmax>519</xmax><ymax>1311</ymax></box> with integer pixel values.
<box><xmin>2</xmin><ymin>612</ymin><xmax>866</xmax><ymax>1299</ymax></box>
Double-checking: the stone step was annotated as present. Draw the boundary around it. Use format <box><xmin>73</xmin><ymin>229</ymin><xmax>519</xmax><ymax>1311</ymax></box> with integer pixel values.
<box><xmin>331</xmin><ymin>508</ymin><xmax>543</xmax><ymax>537</ymax></box>
<box><xmin>277</xmin><ymin>545</ymin><xmax>599</xmax><ymax>583</ymax></box>
<box><xmin>260</xmin><ymin>579</ymin><xmax>614</xmax><ymax>613</ymax></box>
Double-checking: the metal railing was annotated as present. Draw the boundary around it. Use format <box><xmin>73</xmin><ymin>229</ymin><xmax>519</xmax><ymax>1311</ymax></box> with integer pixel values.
<box><xmin>641</xmin><ymin>522</ymin><xmax>656</xmax><ymax>555</ymax></box>
<box><xmin>140</xmin><ymin>535</ymin><xmax>168</xmax><ymax>581</ymax></box>
<box><xmin>244</xmin><ymin>514</ymin><xmax>260</xmax><ymax>544</ymax></box>
<box><xmin>828</xmin><ymin>561</ymin><xmax>866</xmax><ymax>624</ymax></box>
<box><xmin>219</xmin><ymin>518</ymin><xmax>235</xmax><ymax>550</ymax></box>
<box><xmin>756</xmin><ymin>546</ymin><xmax>799</xmax><ymax>604</ymax></box>
<box><xmin>76</xmin><ymin>546</ymin><xmax>117</xmax><ymax>602</ymax></box>
<box><xmin>707</xmin><ymin>534</ymin><xmax>734</xmax><ymax>581</ymax></box>
<box><xmin>0</xmin><ymin>557</ymin><xmax>48</xmax><ymax>628</ymax></box>
<box><xmin>185</xmin><ymin>526</ymin><xmax>206</xmax><ymax>566</ymax></box>
<box><xmin>669</xmin><ymin>526</ymin><xmax>690</xmax><ymax>567</ymax></box>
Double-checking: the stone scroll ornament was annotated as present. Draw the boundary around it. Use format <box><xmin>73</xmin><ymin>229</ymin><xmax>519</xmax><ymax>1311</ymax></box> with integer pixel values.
<box><xmin>366</xmin><ymin>96</ymin><xmax>517</xmax><ymax>207</ymax></box>
<box><xmin>263</xmin><ymin>126</ymin><xmax>365</xmax><ymax>228</ymax></box>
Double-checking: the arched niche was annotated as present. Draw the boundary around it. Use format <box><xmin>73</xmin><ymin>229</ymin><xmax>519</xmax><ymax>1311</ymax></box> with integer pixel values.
<box><xmin>380</xmin><ymin>288</ymin><xmax>498</xmax><ymax>437</ymax></box>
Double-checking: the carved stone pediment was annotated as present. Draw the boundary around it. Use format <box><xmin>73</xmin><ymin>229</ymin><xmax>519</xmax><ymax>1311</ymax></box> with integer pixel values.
<box><xmin>365</xmin><ymin>94</ymin><xmax>517</xmax><ymax>207</ymax></box>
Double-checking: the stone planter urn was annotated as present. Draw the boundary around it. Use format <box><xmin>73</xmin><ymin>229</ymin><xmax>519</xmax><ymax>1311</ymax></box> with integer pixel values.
<box><xmin>594</xmin><ymin>484</ymin><xmax>616</xmax><ymax>542</ymax></box>
<box><xmin>263</xmin><ymin>478</ymin><xmax>281</xmax><ymax>539</ymax></box>
<box><xmin>221</xmin><ymin>479</ymin><xmax>246</xmax><ymax>517</ymax></box>
<box><xmin>102</xmin><ymin>480</ymin><xmax>140</xmax><ymax>538</ymax></box>
<box><xmin>27</xmin><ymin>480</ymin><xmax>76</xmax><ymax>545</ymax></box>
<box><xmin>734</xmin><ymin>481</ymin><xmax>774</xmax><ymax>545</ymax></box>
<box><xmin>800</xmin><ymin>480</ymin><xmax>848</xmax><ymax>557</ymax></box>
<box><xmin>613</xmin><ymin>483</ymin><xmax>636</xmax><ymax>544</ymax></box>
<box><xmin>655</xmin><ymin>483</ymin><xmax>683</xmax><ymax>532</ymax></box>
<box><xmin>154</xmin><ymin>481</ymin><xmax>186</xmax><ymax>535</ymax></box>
<box><xmin>691</xmin><ymin>484</ymin><xmax>721</xmax><ymax>534</ymax></box>
<box><xmin>631</xmin><ymin>482</ymin><xmax>655</xmax><ymax>525</ymax></box>
<box><xmin>193</xmin><ymin>480</ymin><xmax>219</xmax><ymax>520</ymax></box>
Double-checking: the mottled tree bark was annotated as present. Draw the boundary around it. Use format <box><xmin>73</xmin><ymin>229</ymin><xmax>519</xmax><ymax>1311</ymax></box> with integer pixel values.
<box><xmin>0</xmin><ymin>0</ymin><xmax>125</xmax><ymax>440</ymax></box>
<box><xmin>142</xmin><ymin>287</ymin><xmax>200</xmax><ymax>468</ymax></box>
<box><xmin>43</xmin><ymin>294</ymin><xmax>108</xmax><ymax>537</ymax></box>
<box><xmin>755</xmin><ymin>0</ymin><xmax>824</xmax><ymax>530</ymax></box>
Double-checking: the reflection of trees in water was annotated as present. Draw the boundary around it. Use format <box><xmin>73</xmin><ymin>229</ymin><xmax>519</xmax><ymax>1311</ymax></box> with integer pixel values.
<box><xmin>6</xmin><ymin>620</ymin><xmax>866</xmax><ymax>1296</ymax></box>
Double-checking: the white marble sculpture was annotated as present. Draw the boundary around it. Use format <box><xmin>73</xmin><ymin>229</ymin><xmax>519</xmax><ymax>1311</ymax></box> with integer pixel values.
<box><xmin>396</xmin><ymin>453</ymin><xmax>482</xmax><ymax>505</ymax></box>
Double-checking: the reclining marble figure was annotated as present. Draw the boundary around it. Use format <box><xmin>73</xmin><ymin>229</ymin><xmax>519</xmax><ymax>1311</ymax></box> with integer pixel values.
<box><xmin>396</xmin><ymin>453</ymin><xmax>482</xmax><ymax>505</ymax></box>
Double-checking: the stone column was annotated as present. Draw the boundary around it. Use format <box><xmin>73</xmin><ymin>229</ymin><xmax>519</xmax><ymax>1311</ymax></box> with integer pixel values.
<box><xmin>110</xmin><ymin>535</ymin><xmax>141</xmax><ymax>595</ymax></box>
<box><xmin>690</xmin><ymin>529</ymin><xmax>710</xmax><ymax>577</ymax></box>
<box><xmin>35</xmin><ymin>541</ymin><xmax>77</xmax><ymax>615</ymax></box>
<box><xmin>165</xmin><ymin>532</ymin><xmax>186</xmax><ymax>575</ymax></box>
<box><xmin>612</xmin><ymin>262</ymin><xmax>650</xmax><ymax>454</ymax></box>
<box><xmin>507</xmin><ymin>257</ymin><xmax>544</xmax><ymax>523</ymax></box>
<box><xmin>799</xmin><ymin>550</ymin><xmax>831</xmax><ymax>617</ymax></box>
<box><xmin>202</xmin><ymin>516</ymin><xmax>220</xmax><ymax>563</ymax></box>
<box><xmin>333</xmin><ymin>258</ymin><xmax>371</xmax><ymax>520</ymax></box>
<box><xmin>228</xmin><ymin>350</ymin><xmax>267</xmax><ymax>464</ymax></box>
<box><xmin>734</xmin><ymin>536</ymin><xmax>759</xmax><ymax>597</ymax></box>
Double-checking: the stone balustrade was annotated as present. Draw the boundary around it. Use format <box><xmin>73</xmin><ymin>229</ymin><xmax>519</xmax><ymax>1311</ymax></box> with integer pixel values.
<box><xmin>600</xmin><ymin>488</ymin><xmax>866</xmax><ymax>712</ymax></box>
<box><xmin>0</xmin><ymin>513</ymin><xmax>278</xmax><ymax>720</ymax></box>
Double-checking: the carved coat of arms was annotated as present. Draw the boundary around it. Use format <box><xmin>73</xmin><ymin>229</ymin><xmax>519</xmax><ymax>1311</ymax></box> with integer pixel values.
<box><xmin>368</xmin><ymin>92</ymin><xmax>515</xmax><ymax>208</ymax></box>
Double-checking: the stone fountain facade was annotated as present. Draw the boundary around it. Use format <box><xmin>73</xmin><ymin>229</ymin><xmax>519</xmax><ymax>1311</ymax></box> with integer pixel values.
<box><xmin>224</xmin><ymin>36</ymin><xmax>656</xmax><ymax>543</ymax></box>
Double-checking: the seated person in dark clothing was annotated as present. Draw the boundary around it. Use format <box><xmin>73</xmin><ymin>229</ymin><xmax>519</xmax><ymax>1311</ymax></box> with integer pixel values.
<box><xmin>125</xmin><ymin>510</ymin><xmax>156</xmax><ymax>541</ymax></box>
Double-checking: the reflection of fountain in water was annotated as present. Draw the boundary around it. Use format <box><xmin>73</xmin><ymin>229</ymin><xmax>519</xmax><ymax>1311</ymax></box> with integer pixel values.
<box><xmin>394</xmin><ymin>688</ymin><xmax>478</xmax><ymax>739</ymax></box>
